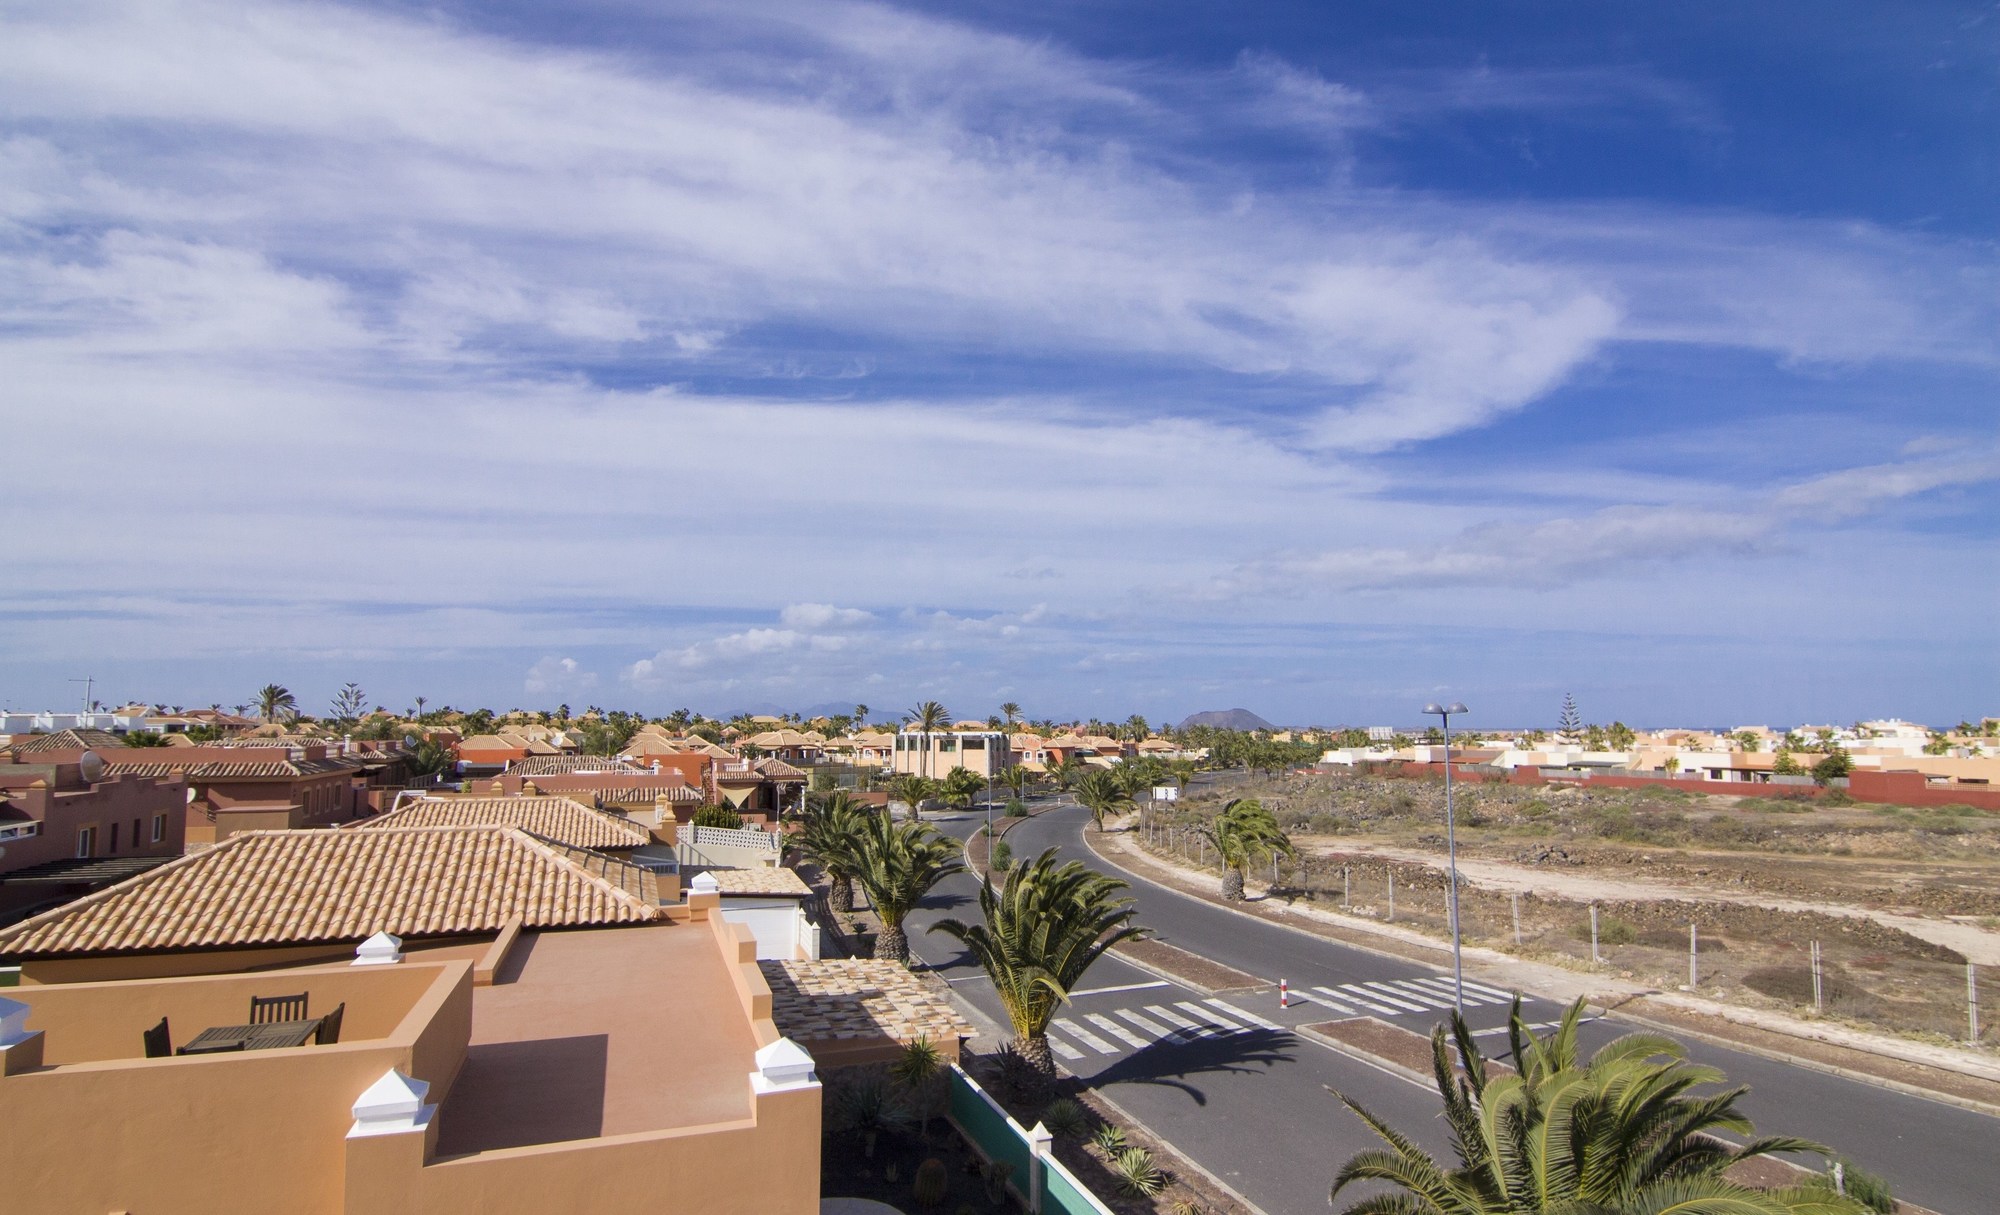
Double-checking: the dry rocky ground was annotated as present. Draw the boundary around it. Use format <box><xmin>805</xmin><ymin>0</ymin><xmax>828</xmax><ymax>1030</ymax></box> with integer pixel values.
<box><xmin>1144</xmin><ymin>771</ymin><xmax>2000</xmax><ymax>1048</ymax></box>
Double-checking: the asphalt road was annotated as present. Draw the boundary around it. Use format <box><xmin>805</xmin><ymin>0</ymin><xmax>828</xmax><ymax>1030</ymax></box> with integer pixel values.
<box><xmin>899</xmin><ymin>797</ymin><xmax>1999</xmax><ymax>1215</ymax></box>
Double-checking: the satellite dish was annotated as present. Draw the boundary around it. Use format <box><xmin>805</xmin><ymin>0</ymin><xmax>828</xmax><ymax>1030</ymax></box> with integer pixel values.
<box><xmin>77</xmin><ymin>750</ymin><xmax>106</xmax><ymax>783</ymax></box>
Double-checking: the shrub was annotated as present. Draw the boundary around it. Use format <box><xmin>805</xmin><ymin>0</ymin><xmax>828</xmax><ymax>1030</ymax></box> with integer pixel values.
<box><xmin>1572</xmin><ymin>915</ymin><xmax>1637</xmax><ymax>946</ymax></box>
<box><xmin>1831</xmin><ymin>1158</ymin><xmax>1895</xmax><ymax>1214</ymax></box>
<box><xmin>990</xmin><ymin>840</ymin><xmax>1013</xmax><ymax>872</ymax></box>
<box><xmin>1005</xmin><ymin>797</ymin><xmax>1027</xmax><ymax>815</ymax></box>
<box><xmin>692</xmin><ymin>804</ymin><xmax>744</xmax><ymax>829</ymax></box>
<box><xmin>1040</xmin><ymin>1097</ymin><xmax>1088</xmax><ymax>1138</ymax></box>
<box><xmin>1092</xmin><ymin>1124</ymin><xmax>1127</xmax><ymax>1155</ymax></box>
<box><xmin>1114</xmin><ymin>1148</ymin><xmax>1167</xmax><ymax>1197</ymax></box>
<box><xmin>1520</xmin><ymin>799</ymin><xmax>1551</xmax><ymax>818</ymax></box>
<box><xmin>912</xmin><ymin>1157</ymin><xmax>949</xmax><ymax>1209</ymax></box>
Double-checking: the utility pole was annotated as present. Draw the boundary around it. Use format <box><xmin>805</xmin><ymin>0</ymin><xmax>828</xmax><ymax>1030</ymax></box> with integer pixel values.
<box><xmin>69</xmin><ymin>676</ymin><xmax>96</xmax><ymax>715</ymax></box>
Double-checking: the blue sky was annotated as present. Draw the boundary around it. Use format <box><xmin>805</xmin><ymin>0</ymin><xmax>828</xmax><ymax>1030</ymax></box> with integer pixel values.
<box><xmin>1</xmin><ymin>0</ymin><xmax>1994</xmax><ymax>729</ymax></box>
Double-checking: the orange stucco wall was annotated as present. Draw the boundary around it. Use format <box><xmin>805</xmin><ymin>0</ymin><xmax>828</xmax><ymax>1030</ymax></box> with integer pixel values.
<box><xmin>3</xmin><ymin>962</ymin><xmax>473</xmax><ymax>1215</ymax></box>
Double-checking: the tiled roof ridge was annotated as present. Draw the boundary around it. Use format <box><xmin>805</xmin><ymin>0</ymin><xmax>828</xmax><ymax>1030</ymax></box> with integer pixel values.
<box><xmin>0</xmin><ymin>824</ymin><xmax>661</xmax><ymax>959</ymax></box>
<box><xmin>514</xmin><ymin>831</ymin><xmax>660</xmax><ymax>910</ymax></box>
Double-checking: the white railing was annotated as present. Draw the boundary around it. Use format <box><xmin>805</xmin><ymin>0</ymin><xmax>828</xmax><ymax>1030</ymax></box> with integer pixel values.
<box><xmin>686</xmin><ymin>824</ymin><xmax>780</xmax><ymax>852</ymax></box>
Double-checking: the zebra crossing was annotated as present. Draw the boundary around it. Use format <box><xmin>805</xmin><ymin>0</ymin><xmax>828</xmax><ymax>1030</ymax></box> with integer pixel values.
<box><xmin>1290</xmin><ymin>975</ymin><xmax>1529</xmax><ymax>1018</ymax></box>
<box><xmin>1040</xmin><ymin>976</ymin><xmax>1533</xmax><ymax>1063</ymax></box>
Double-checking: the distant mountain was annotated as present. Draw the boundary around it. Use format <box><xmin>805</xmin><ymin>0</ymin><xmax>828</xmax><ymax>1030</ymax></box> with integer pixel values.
<box><xmin>1177</xmin><ymin>708</ymin><xmax>1275</xmax><ymax>732</ymax></box>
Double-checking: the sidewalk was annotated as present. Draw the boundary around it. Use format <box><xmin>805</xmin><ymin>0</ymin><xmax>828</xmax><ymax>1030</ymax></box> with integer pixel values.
<box><xmin>1086</xmin><ymin>821</ymin><xmax>2000</xmax><ymax>1114</ymax></box>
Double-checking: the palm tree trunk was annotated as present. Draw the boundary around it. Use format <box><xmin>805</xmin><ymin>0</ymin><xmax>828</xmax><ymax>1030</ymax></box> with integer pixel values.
<box><xmin>1018</xmin><ymin>1033</ymin><xmax>1056</xmax><ymax>1079</ymax></box>
<box><xmin>875</xmin><ymin>919</ymin><xmax>909</xmax><ymax>963</ymax></box>
<box><xmin>1221</xmin><ymin>866</ymin><xmax>1246</xmax><ymax>901</ymax></box>
<box><xmin>831</xmin><ymin>874</ymin><xmax>854</xmax><ymax>914</ymax></box>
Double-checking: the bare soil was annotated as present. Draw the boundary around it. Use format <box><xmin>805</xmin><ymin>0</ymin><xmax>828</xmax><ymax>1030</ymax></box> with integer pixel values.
<box><xmin>1113</xmin><ymin>937</ymin><xmax>1265</xmax><ymax>993</ymax></box>
<box><xmin>1141</xmin><ymin>774</ymin><xmax>2000</xmax><ymax>1048</ymax></box>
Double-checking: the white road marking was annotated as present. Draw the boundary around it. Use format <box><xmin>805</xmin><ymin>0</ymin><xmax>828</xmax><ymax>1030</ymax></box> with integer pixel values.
<box><xmin>1471</xmin><ymin>1021</ymin><xmax>1560</xmax><ymax>1038</ymax></box>
<box><xmin>1177</xmin><ymin>1001</ymin><xmax>1245</xmax><ymax>1033</ymax></box>
<box><xmin>1070</xmin><ymin>981</ymin><xmax>1172</xmax><ymax>998</ymax></box>
<box><xmin>1052</xmin><ymin>1017</ymin><xmax>1118</xmax><ymax>1054</ymax></box>
<box><xmin>1308</xmin><ymin>987</ymin><xmax>1362</xmax><ymax>1015</ymax></box>
<box><xmin>1379</xmin><ymin>981</ymin><xmax>1455</xmax><ymax>1010</ymax></box>
<box><xmin>1458</xmin><ymin>978</ymin><xmax>1531</xmax><ymax>1003</ymax></box>
<box><xmin>1045</xmin><ymin>1033</ymin><xmax>1085</xmax><ymax>1060</ymax></box>
<box><xmin>1145</xmin><ymin>1004</ymin><xmax>1215</xmax><ymax>1041</ymax></box>
<box><xmin>1337</xmin><ymin>983</ymin><xmax>1416</xmax><ymax>1014</ymax></box>
<box><xmin>1406</xmin><ymin>976</ymin><xmax>1504</xmax><ymax>1006</ymax></box>
<box><xmin>1087</xmin><ymin>1013</ymin><xmax>1152</xmax><ymax>1049</ymax></box>
<box><xmin>1115</xmin><ymin>1008</ymin><xmax>1173</xmax><ymax>1038</ymax></box>
<box><xmin>1208</xmin><ymin>998</ymin><xmax>1283</xmax><ymax>1030</ymax></box>
<box><xmin>1357</xmin><ymin>982</ymin><xmax>1436</xmax><ymax>1013</ymax></box>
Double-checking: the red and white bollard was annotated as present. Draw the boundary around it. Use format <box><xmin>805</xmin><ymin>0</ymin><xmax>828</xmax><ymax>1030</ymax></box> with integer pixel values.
<box><xmin>1279</xmin><ymin>979</ymin><xmax>1289</xmax><ymax>1009</ymax></box>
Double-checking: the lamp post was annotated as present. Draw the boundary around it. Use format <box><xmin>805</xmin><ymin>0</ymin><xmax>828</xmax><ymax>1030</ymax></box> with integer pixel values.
<box><xmin>1424</xmin><ymin>701</ymin><xmax>1470</xmax><ymax>1012</ymax></box>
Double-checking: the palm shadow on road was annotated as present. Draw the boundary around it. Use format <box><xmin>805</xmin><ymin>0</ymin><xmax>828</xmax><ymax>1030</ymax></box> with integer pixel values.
<box><xmin>1080</xmin><ymin>1028</ymin><xmax>1296</xmax><ymax>1106</ymax></box>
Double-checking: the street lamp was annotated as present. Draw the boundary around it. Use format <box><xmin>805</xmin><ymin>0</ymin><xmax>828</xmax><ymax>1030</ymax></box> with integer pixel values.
<box><xmin>1423</xmin><ymin>701</ymin><xmax>1470</xmax><ymax>1012</ymax></box>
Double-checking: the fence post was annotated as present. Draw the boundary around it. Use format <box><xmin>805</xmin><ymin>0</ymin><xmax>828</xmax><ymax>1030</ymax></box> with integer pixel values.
<box><xmin>1969</xmin><ymin>963</ymin><xmax>1981</xmax><ymax>1044</ymax></box>
<box><xmin>1511</xmin><ymin>893</ymin><xmax>1521</xmax><ymax>947</ymax></box>
<box><xmin>1343</xmin><ymin>866</ymin><xmax>1350</xmax><ymax>908</ymax></box>
<box><xmin>1690</xmin><ymin>923</ymin><xmax>1698</xmax><ymax>988</ymax></box>
<box><xmin>1811</xmin><ymin>941</ymin><xmax>1823</xmax><ymax>1014</ymax></box>
<box><xmin>1387</xmin><ymin>870</ymin><xmax>1394</xmax><ymax>921</ymax></box>
<box><xmin>1026</xmin><ymin>1121</ymin><xmax>1052</xmax><ymax>1214</ymax></box>
<box><xmin>1590</xmin><ymin>905</ymin><xmax>1600</xmax><ymax>964</ymax></box>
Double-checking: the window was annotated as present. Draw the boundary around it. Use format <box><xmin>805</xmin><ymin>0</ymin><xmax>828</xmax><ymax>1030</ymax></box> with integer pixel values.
<box><xmin>109</xmin><ymin>822</ymin><xmax>119</xmax><ymax>852</ymax></box>
<box><xmin>963</xmin><ymin>737</ymin><xmax>986</xmax><ymax>750</ymax></box>
<box><xmin>76</xmin><ymin>826</ymin><xmax>96</xmax><ymax>858</ymax></box>
<box><xmin>940</xmin><ymin>737</ymin><xmax>957</xmax><ymax>752</ymax></box>
<box><xmin>151</xmin><ymin>814</ymin><xmax>165</xmax><ymax>843</ymax></box>
<box><xmin>132</xmin><ymin>818</ymin><xmax>141</xmax><ymax>844</ymax></box>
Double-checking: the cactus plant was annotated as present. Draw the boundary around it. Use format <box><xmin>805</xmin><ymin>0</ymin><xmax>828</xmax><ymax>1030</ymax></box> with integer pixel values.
<box><xmin>912</xmin><ymin>1157</ymin><xmax>948</xmax><ymax>1209</ymax></box>
<box><xmin>1092</xmin><ymin>1123</ymin><xmax>1127</xmax><ymax>1155</ymax></box>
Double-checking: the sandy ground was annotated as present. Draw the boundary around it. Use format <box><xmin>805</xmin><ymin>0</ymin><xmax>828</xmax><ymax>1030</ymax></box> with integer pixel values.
<box><xmin>1311</xmin><ymin>839</ymin><xmax>2000</xmax><ymax>966</ymax></box>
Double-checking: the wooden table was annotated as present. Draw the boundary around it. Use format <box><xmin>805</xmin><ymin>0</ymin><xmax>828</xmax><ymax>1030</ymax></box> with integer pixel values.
<box><xmin>178</xmin><ymin>1019</ymin><xmax>322</xmax><ymax>1054</ymax></box>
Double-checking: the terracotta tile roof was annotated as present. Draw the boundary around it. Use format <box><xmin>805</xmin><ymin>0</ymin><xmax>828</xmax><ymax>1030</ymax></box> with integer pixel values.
<box><xmin>753</xmin><ymin>757</ymin><xmax>807</xmax><ymax>780</ymax></box>
<box><xmin>706</xmin><ymin>867</ymin><xmax>813</xmax><ymax>896</ymax></box>
<box><xmin>761</xmin><ymin>959</ymin><xmax>973</xmax><ymax>1049</ymax></box>
<box><xmin>0</xmin><ymin>825</ymin><xmax>661</xmax><ymax>959</ymax></box>
<box><xmin>8</xmin><ymin>729</ymin><xmax>125</xmax><ymax>756</ymax></box>
<box><xmin>595</xmin><ymin>785</ymin><xmax>704</xmax><ymax>805</ymax></box>
<box><xmin>102</xmin><ymin>756</ymin><xmax>362</xmax><ymax>779</ymax></box>
<box><xmin>365</xmin><ymin>795</ymin><xmax>651</xmax><ymax>850</ymax></box>
<box><xmin>504</xmin><ymin>755</ymin><xmax>648</xmax><ymax>776</ymax></box>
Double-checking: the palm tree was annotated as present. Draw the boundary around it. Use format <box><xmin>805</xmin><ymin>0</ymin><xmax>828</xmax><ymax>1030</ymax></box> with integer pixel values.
<box><xmin>1074</xmin><ymin>769</ymin><xmax>1134</xmax><ymax>833</ymax></box>
<box><xmin>1199</xmin><ymin>798</ymin><xmax>1296</xmax><ymax>901</ymax></box>
<box><xmin>1330</xmin><ymin>998</ymin><xmax>1866</xmax><ymax>1215</ymax></box>
<box><xmin>932</xmin><ymin>848</ymin><xmax>1148</xmax><ymax>1079</ymax></box>
<box><xmin>256</xmin><ymin>684</ymin><xmax>296</xmax><ymax>724</ymax></box>
<box><xmin>904</xmin><ymin>700</ymin><xmax>951</xmax><ymax>782</ymax></box>
<box><xmin>941</xmin><ymin>767</ymin><xmax>985</xmax><ymax>810</ymax></box>
<box><xmin>996</xmin><ymin>764</ymin><xmax>1033</xmax><ymax>802</ymax></box>
<box><xmin>851</xmin><ymin>811</ymin><xmax>965</xmax><ymax>963</ymax></box>
<box><xmin>887</xmin><ymin>773</ymin><xmax>939</xmax><ymax>819</ymax></box>
<box><xmin>1044</xmin><ymin>754</ymin><xmax>1086</xmax><ymax>792</ymax></box>
<box><xmin>799</xmin><ymin>792</ymin><xmax>871</xmax><ymax>913</ymax></box>
<box><xmin>1000</xmin><ymin>702</ymin><xmax>1022</xmax><ymax>727</ymax></box>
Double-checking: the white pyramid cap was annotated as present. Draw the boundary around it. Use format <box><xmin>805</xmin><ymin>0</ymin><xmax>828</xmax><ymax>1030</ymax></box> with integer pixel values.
<box><xmin>689</xmin><ymin>871</ymin><xmax>721</xmax><ymax>895</ymax></box>
<box><xmin>349</xmin><ymin>1068</ymin><xmax>434</xmax><ymax>1137</ymax></box>
<box><xmin>750</xmin><ymin>1036</ymin><xmax>818</xmax><ymax>1094</ymax></box>
<box><xmin>353</xmin><ymin>931</ymin><xmax>403</xmax><ymax>965</ymax></box>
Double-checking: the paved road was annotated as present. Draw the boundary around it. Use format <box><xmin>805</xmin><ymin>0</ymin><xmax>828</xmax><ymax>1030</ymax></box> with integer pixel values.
<box><xmin>900</xmin><ymin>798</ymin><xmax>1998</xmax><ymax>1215</ymax></box>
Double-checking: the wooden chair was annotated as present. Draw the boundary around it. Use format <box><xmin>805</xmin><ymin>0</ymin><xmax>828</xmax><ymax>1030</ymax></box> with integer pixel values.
<box><xmin>315</xmin><ymin>1002</ymin><xmax>345</xmax><ymax>1045</ymax></box>
<box><xmin>248</xmin><ymin>992</ymin><xmax>309</xmax><ymax>1024</ymax></box>
<box><xmin>142</xmin><ymin>1016</ymin><xmax>172</xmax><ymax>1058</ymax></box>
